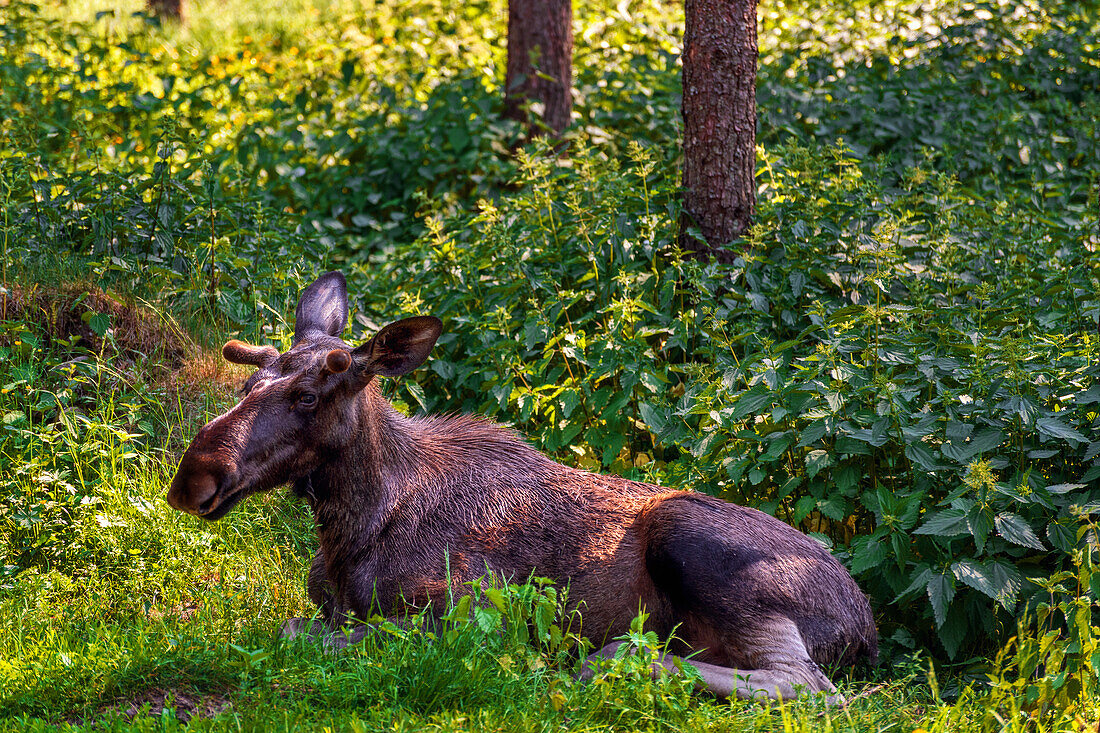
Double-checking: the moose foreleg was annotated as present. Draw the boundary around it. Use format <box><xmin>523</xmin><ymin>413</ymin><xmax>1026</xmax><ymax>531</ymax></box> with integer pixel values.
<box><xmin>279</xmin><ymin>550</ymin><xmax>365</xmax><ymax>650</ymax></box>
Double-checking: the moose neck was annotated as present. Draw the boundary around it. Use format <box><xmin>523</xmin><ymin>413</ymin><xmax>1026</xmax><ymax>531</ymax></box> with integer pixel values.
<box><xmin>299</xmin><ymin>381</ymin><xmax>421</xmax><ymax>534</ymax></box>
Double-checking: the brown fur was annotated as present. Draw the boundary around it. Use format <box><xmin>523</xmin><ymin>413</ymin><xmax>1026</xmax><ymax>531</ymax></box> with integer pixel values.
<box><xmin>167</xmin><ymin>272</ymin><xmax>877</xmax><ymax>700</ymax></box>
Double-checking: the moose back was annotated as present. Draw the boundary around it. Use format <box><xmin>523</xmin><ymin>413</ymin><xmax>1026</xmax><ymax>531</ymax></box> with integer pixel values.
<box><xmin>167</xmin><ymin>271</ymin><xmax>876</xmax><ymax>700</ymax></box>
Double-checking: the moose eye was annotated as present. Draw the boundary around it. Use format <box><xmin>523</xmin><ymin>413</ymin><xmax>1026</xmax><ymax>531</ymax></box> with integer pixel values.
<box><xmin>297</xmin><ymin>393</ymin><xmax>318</xmax><ymax>408</ymax></box>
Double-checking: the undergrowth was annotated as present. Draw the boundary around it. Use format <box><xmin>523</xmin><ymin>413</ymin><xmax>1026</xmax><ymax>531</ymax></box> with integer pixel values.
<box><xmin>1</xmin><ymin>0</ymin><xmax>1098</xmax><ymax>729</ymax></box>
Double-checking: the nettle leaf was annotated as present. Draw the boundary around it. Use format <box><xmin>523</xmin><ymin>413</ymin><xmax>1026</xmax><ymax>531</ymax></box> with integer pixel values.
<box><xmin>927</xmin><ymin>572</ymin><xmax>956</xmax><ymax>627</ymax></box>
<box><xmin>804</xmin><ymin>449</ymin><xmax>831</xmax><ymax>479</ymax></box>
<box><xmin>897</xmin><ymin>567</ymin><xmax>932</xmax><ymax>603</ymax></box>
<box><xmin>988</xmin><ymin>561</ymin><xmax>1024</xmax><ymax>611</ymax></box>
<box><xmin>850</xmin><ymin>535</ymin><xmax>888</xmax><ymax>574</ymax></box>
<box><xmin>952</xmin><ymin>559</ymin><xmax>997</xmax><ymax>599</ymax></box>
<box><xmin>559</xmin><ymin>388</ymin><xmax>580</xmax><ymax>419</ymax></box>
<box><xmin>1047</xmin><ymin>520</ymin><xmax>1077</xmax><ymax>552</ymax></box>
<box><xmin>967</xmin><ymin>505</ymin><xmax>994</xmax><ymax>554</ymax></box>
<box><xmin>638</xmin><ymin>403</ymin><xmax>666</xmax><ymax>435</ymax></box>
<box><xmin>969</xmin><ymin>428</ymin><xmax>1005</xmax><ymax>455</ymax></box>
<box><xmin>1046</xmin><ymin>483</ymin><xmax>1085</xmax><ymax>495</ymax></box>
<box><xmin>1084</xmin><ymin>441</ymin><xmax>1100</xmax><ymax>462</ymax></box>
<box><xmin>940</xmin><ymin>441</ymin><xmax>973</xmax><ymax>463</ymax></box>
<box><xmin>945</xmin><ymin>421</ymin><xmax>974</xmax><ymax>441</ymax></box>
<box><xmin>88</xmin><ymin>312</ymin><xmax>111</xmax><ymax>338</ymax></box>
<box><xmin>1074</xmin><ymin>385</ymin><xmax>1100</xmax><ymax>404</ymax></box>
<box><xmin>914</xmin><ymin>509</ymin><xmax>969</xmax><ymax>537</ymax></box>
<box><xmin>817</xmin><ymin>494</ymin><xmax>848</xmax><ymax>521</ymax></box>
<box><xmin>798</xmin><ymin>420</ymin><xmax>827</xmax><ymax>448</ymax></box>
<box><xmin>730</xmin><ymin>384</ymin><xmax>772</xmax><ymax>421</ymax></box>
<box><xmin>901</xmin><ymin>413</ymin><xmax>938</xmax><ymax>441</ymax></box>
<box><xmin>995</xmin><ymin>512</ymin><xmax>1045</xmax><ymax>550</ymax></box>
<box><xmin>905</xmin><ymin>442</ymin><xmax>944</xmax><ymax>471</ymax></box>
<box><xmin>793</xmin><ymin>495</ymin><xmax>817</xmax><ymax>524</ymax></box>
<box><xmin>938</xmin><ymin>603</ymin><xmax>968</xmax><ymax>659</ymax></box>
<box><xmin>1035</xmin><ymin>416</ymin><xmax>1086</xmax><ymax>443</ymax></box>
<box><xmin>952</xmin><ymin>559</ymin><xmax>1022</xmax><ymax>610</ymax></box>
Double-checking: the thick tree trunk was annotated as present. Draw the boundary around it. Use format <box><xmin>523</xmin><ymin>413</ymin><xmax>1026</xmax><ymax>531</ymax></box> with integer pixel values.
<box><xmin>147</xmin><ymin>0</ymin><xmax>183</xmax><ymax>22</ymax></box>
<box><xmin>680</xmin><ymin>0</ymin><xmax>757</xmax><ymax>259</ymax></box>
<box><xmin>504</xmin><ymin>0</ymin><xmax>573</xmax><ymax>136</ymax></box>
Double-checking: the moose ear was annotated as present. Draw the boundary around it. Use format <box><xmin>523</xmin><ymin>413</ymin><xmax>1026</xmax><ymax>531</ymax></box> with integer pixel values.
<box><xmin>352</xmin><ymin>316</ymin><xmax>442</xmax><ymax>378</ymax></box>
<box><xmin>294</xmin><ymin>271</ymin><xmax>349</xmax><ymax>344</ymax></box>
<box><xmin>223</xmin><ymin>340</ymin><xmax>280</xmax><ymax>368</ymax></box>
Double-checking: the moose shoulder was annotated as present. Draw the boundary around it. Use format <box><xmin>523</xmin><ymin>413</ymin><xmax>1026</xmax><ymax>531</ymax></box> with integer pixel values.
<box><xmin>167</xmin><ymin>271</ymin><xmax>877</xmax><ymax>701</ymax></box>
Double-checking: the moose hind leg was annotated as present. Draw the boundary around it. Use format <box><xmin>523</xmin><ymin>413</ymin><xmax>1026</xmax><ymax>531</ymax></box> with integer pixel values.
<box><xmin>692</xmin><ymin>616</ymin><xmax>839</xmax><ymax>702</ymax></box>
<box><xmin>580</xmin><ymin>617</ymin><xmax>839</xmax><ymax>703</ymax></box>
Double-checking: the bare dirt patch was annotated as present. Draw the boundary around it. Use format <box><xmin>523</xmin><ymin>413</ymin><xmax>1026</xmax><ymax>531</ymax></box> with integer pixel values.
<box><xmin>0</xmin><ymin>282</ymin><xmax>197</xmax><ymax>368</ymax></box>
<box><xmin>1</xmin><ymin>281</ymin><xmax>251</xmax><ymax>418</ymax></box>
<box><xmin>113</xmin><ymin>688</ymin><xmax>231</xmax><ymax>723</ymax></box>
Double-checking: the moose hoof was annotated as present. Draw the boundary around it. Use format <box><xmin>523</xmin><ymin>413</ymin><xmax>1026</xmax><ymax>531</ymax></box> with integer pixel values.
<box><xmin>278</xmin><ymin>617</ymin><xmax>326</xmax><ymax>641</ymax></box>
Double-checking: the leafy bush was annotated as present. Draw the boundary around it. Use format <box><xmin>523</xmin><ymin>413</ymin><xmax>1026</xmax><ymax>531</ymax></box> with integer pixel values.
<box><xmin>982</xmin><ymin>519</ymin><xmax>1099</xmax><ymax>724</ymax></box>
<box><xmin>348</xmin><ymin>131</ymin><xmax>1099</xmax><ymax>661</ymax></box>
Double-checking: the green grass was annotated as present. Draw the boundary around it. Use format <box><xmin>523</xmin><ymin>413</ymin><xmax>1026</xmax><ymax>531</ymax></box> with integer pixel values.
<box><xmin>2</xmin><ymin>0</ymin><xmax>1099</xmax><ymax>729</ymax></box>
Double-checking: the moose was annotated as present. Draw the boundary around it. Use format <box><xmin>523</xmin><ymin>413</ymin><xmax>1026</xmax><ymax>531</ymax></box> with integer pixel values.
<box><xmin>167</xmin><ymin>271</ymin><xmax>877</xmax><ymax>701</ymax></box>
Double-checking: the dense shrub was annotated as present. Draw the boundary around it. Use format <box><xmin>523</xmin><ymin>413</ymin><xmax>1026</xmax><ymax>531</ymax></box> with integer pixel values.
<box><xmin>348</xmin><ymin>134</ymin><xmax>1099</xmax><ymax>660</ymax></box>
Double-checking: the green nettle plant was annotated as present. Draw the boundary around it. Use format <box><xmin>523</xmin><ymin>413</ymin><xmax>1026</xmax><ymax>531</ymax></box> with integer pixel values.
<box><xmin>350</xmin><ymin>136</ymin><xmax>1099</xmax><ymax>661</ymax></box>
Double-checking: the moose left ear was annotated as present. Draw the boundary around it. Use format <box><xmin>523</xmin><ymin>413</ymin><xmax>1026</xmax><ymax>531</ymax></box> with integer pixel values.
<box><xmin>352</xmin><ymin>316</ymin><xmax>443</xmax><ymax>378</ymax></box>
<box><xmin>294</xmin><ymin>271</ymin><xmax>349</xmax><ymax>344</ymax></box>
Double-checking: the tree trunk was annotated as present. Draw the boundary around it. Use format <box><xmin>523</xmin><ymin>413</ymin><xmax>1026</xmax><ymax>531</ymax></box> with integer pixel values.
<box><xmin>680</xmin><ymin>0</ymin><xmax>757</xmax><ymax>259</ymax></box>
<box><xmin>147</xmin><ymin>0</ymin><xmax>183</xmax><ymax>22</ymax></box>
<box><xmin>504</xmin><ymin>0</ymin><xmax>573</xmax><ymax>137</ymax></box>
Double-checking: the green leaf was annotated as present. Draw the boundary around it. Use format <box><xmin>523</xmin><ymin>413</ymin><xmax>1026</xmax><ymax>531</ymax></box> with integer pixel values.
<box><xmin>1046</xmin><ymin>483</ymin><xmax>1085</xmax><ymax>495</ymax></box>
<box><xmin>89</xmin><ymin>312</ymin><xmax>110</xmax><ymax>338</ymax></box>
<box><xmin>927</xmin><ymin>572</ymin><xmax>955</xmax><ymax>627</ymax></box>
<box><xmin>1047</xmin><ymin>520</ymin><xmax>1077</xmax><ymax>552</ymax></box>
<box><xmin>951</xmin><ymin>559</ymin><xmax>1021</xmax><ymax>609</ymax></box>
<box><xmin>850</xmin><ymin>536</ymin><xmax>887</xmax><ymax>574</ymax></box>
<box><xmin>817</xmin><ymin>494</ymin><xmax>848</xmax><ymax>521</ymax></box>
<box><xmin>987</xmin><ymin>560</ymin><xmax>1023</xmax><ymax>611</ymax></box>
<box><xmin>474</xmin><ymin>606</ymin><xmax>502</xmax><ymax>633</ymax></box>
<box><xmin>797</xmin><ymin>420</ymin><xmax>827</xmax><ymax>448</ymax></box>
<box><xmin>967</xmin><ymin>505</ymin><xmax>994</xmax><ymax>554</ymax></box>
<box><xmin>940</xmin><ymin>441</ymin><xmax>974</xmax><ymax>463</ymax></box>
<box><xmin>938</xmin><ymin>602</ymin><xmax>968</xmax><ymax>659</ymax></box>
<box><xmin>558</xmin><ymin>389</ymin><xmax>580</xmax><ymax>419</ymax></box>
<box><xmin>1035</xmin><ymin>417</ymin><xmax>1085</xmax><ymax>443</ymax></box>
<box><xmin>995</xmin><ymin>512</ymin><xmax>1045</xmax><ymax>550</ymax></box>
<box><xmin>914</xmin><ymin>509</ymin><xmax>969</xmax><ymax>537</ymax></box>
<box><xmin>906</xmin><ymin>442</ymin><xmax>945</xmax><ymax>471</ymax></box>
<box><xmin>968</xmin><ymin>428</ymin><xmax>1004</xmax><ymax>455</ymax></box>
<box><xmin>952</xmin><ymin>559</ymin><xmax>997</xmax><ymax>599</ymax></box>
<box><xmin>804</xmin><ymin>449</ymin><xmax>831</xmax><ymax>479</ymax></box>
<box><xmin>2</xmin><ymin>410</ymin><xmax>24</xmax><ymax>425</ymax></box>
<box><xmin>729</xmin><ymin>385</ymin><xmax>771</xmax><ymax>421</ymax></box>
<box><xmin>638</xmin><ymin>403</ymin><xmax>665</xmax><ymax>434</ymax></box>
<box><xmin>792</xmin><ymin>495</ymin><xmax>816</xmax><ymax>524</ymax></box>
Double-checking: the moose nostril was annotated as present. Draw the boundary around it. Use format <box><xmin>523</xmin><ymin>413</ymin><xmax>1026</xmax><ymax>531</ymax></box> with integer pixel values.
<box><xmin>189</xmin><ymin>473</ymin><xmax>219</xmax><ymax>508</ymax></box>
<box><xmin>167</xmin><ymin>471</ymin><xmax>219</xmax><ymax>513</ymax></box>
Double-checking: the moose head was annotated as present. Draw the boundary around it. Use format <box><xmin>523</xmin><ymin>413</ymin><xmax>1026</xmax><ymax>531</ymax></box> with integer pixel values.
<box><xmin>166</xmin><ymin>271</ymin><xmax>441</xmax><ymax>520</ymax></box>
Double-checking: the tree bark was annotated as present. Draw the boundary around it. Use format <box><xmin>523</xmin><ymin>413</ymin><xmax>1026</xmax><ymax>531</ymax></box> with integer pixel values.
<box><xmin>504</xmin><ymin>0</ymin><xmax>573</xmax><ymax>137</ymax></box>
<box><xmin>147</xmin><ymin>0</ymin><xmax>183</xmax><ymax>22</ymax></box>
<box><xmin>680</xmin><ymin>0</ymin><xmax>757</xmax><ymax>259</ymax></box>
